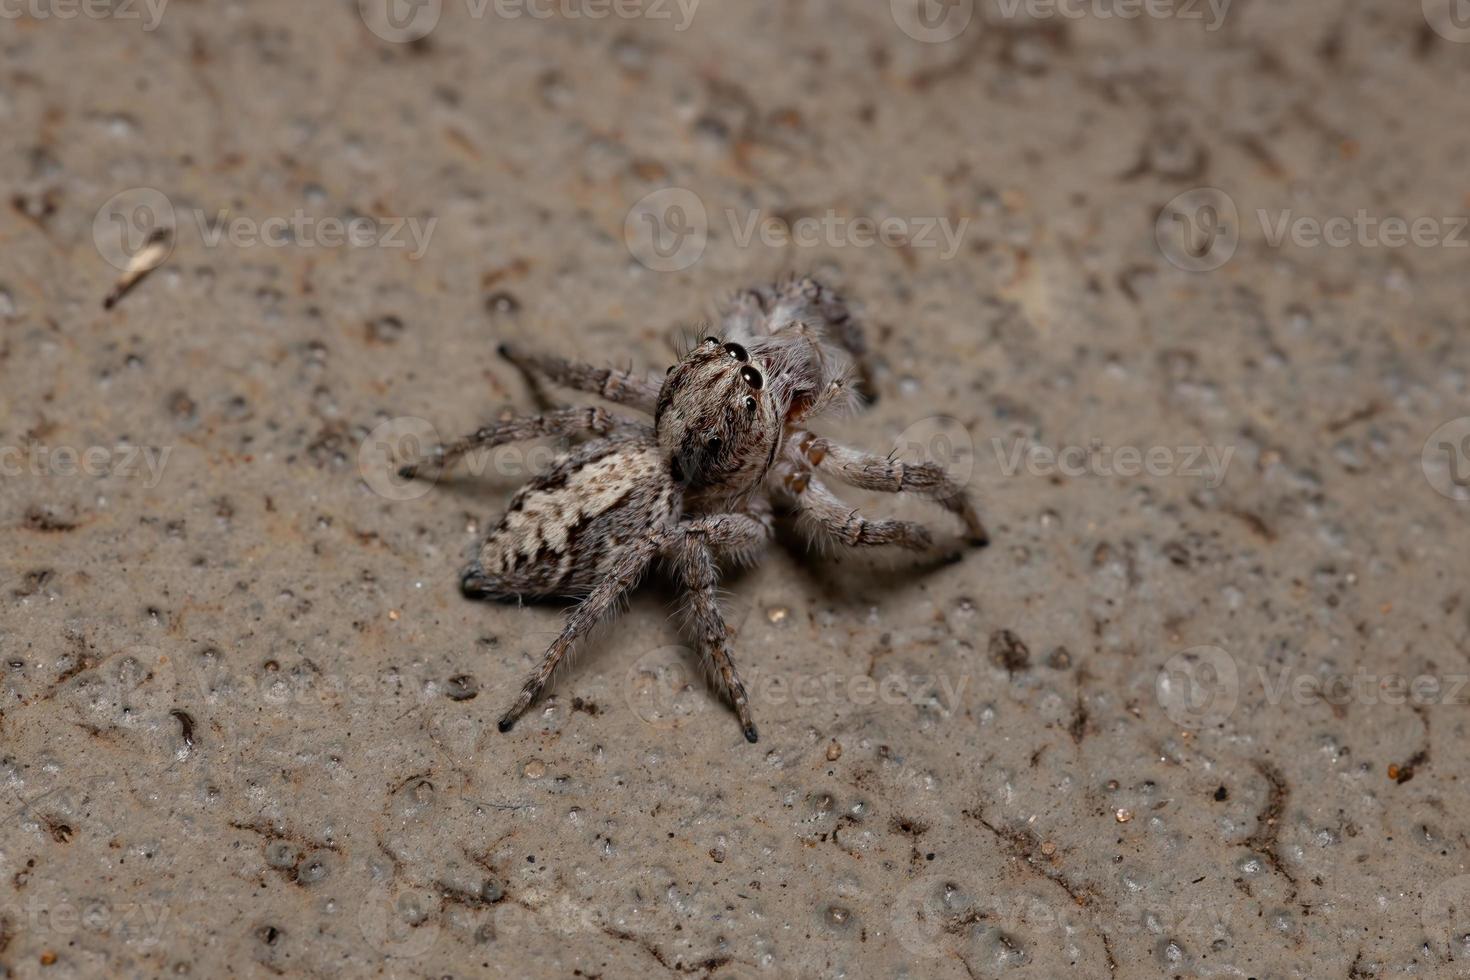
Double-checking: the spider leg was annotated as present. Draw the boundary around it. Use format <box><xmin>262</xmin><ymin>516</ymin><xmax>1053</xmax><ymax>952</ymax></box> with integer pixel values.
<box><xmin>681</xmin><ymin>506</ymin><xmax>775</xmax><ymax>565</ymax></box>
<box><xmin>661</xmin><ymin>514</ymin><xmax>773</xmax><ymax>743</ymax></box>
<box><xmin>774</xmin><ymin>464</ymin><xmax>934</xmax><ymax>551</ymax></box>
<box><xmin>497</xmin><ymin>535</ymin><xmax>659</xmax><ymax>733</ymax></box>
<box><xmin>398</xmin><ymin>406</ymin><xmax>628</xmax><ymax>480</ymax></box>
<box><xmin>789</xmin><ymin>430</ymin><xmax>988</xmax><ymax>546</ymax></box>
<box><xmin>498</xmin><ymin>342</ymin><xmax>661</xmax><ymax>415</ymax></box>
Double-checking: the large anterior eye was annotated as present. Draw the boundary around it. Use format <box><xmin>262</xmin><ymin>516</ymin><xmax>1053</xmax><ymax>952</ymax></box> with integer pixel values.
<box><xmin>740</xmin><ymin>366</ymin><xmax>763</xmax><ymax>389</ymax></box>
<box><xmin>723</xmin><ymin>342</ymin><xmax>748</xmax><ymax>362</ymax></box>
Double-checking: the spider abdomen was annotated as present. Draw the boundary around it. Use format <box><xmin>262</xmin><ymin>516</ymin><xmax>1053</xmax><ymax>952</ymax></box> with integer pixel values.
<box><xmin>462</xmin><ymin>438</ymin><xmax>677</xmax><ymax>599</ymax></box>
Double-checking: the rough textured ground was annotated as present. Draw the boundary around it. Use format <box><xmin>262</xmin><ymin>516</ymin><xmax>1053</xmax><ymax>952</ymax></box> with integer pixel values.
<box><xmin>3</xmin><ymin>1</ymin><xmax>1470</xmax><ymax>977</ymax></box>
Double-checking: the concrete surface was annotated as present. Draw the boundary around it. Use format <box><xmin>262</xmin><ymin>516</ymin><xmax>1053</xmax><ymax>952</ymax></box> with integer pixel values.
<box><xmin>3</xmin><ymin>0</ymin><xmax>1470</xmax><ymax>977</ymax></box>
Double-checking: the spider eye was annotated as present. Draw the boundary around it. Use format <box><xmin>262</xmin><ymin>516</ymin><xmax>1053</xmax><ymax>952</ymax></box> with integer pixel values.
<box><xmin>723</xmin><ymin>342</ymin><xmax>748</xmax><ymax>362</ymax></box>
<box><xmin>703</xmin><ymin>336</ymin><xmax>720</xmax><ymax>347</ymax></box>
<box><xmin>706</xmin><ymin>436</ymin><xmax>722</xmax><ymax>453</ymax></box>
<box><xmin>740</xmin><ymin>366</ymin><xmax>763</xmax><ymax>389</ymax></box>
<box><xmin>666</xmin><ymin>365</ymin><xmax>675</xmax><ymax>375</ymax></box>
<box><xmin>745</xmin><ymin>395</ymin><xmax>757</xmax><ymax>413</ymax></box>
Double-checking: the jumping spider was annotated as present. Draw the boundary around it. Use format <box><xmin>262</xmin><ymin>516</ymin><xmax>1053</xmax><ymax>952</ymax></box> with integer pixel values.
<box><xmin>400</xmin><ymin>277</ymin><xmax>987</xmax><ymax>742</ymax></box>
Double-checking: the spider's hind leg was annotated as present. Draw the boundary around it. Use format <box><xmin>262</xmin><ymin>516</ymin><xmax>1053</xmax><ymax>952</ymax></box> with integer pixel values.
<box><xmin>497</xmin><ymin>536</ymin><xmax>658</xmax><ymax>733</ymax></box>
<box><xmin>721</xmin><ymin>276</ymin><xmax>877</xmax><ymax>403</ymax></box>
<box><xmin>397</xmin><ymin>406</ymin><xmax>625</xmax><ymax>480</ymax></box>
<box><xmin>773</xmin><ymin>276</ymin><xmax>875</xmax><ymax>402</ymax></box>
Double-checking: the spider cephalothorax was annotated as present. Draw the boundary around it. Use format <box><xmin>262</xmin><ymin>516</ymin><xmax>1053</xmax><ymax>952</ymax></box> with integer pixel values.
<box><xmin>399</xmin><ymin>276</ymin><xmax>987</xmax><ymax>742</ymax></box>
<box><xmin>655</xmin><ymin>337</ymin><xmax>782</xmax><ymax>506</ymax></box>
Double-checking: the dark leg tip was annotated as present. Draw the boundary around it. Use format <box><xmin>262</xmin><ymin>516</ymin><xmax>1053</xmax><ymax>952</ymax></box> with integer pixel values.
<box><xmin>496</xmin><ymin>342</ymin><xmax>513</xmax><ymax>359</ymax></box>
<box><xmin>969</xmin><ymin>533</ymin><xmax>991</xmax><ymax>549</ymax></box>
<box><xmin>461</xmin><ymin>563</ymin><xmax>489</xmax><ymax>599</ymax></box>
<box><xmin>743</xmin><ymin>723</ymin><xmax>759</xmax><ymax>744</ymax></box>
<box><xmin>397</xmin><ymin>463</ymin><xmax>418</xmax><ymax>480</ymax></box>
<box><xmin>497</xmin><ymin>716</ymin><xmax>515</xmax><ymax>733</ymax></box>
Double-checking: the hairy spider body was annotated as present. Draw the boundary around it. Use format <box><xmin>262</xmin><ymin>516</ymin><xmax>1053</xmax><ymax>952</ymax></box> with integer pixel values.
<box><xmin>401</xmin><ymin>276</ymin><xmax>986</xmax><ymax>742</ymax></box>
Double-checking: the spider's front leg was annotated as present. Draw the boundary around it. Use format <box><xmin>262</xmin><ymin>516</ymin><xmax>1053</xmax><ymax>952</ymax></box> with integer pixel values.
<box><xmin>773</xmin><ymin>462</ymin><xmax>935</xmax><ymax>551</ymax></box>
<box><xmin>498</xmin><ymin>342</ymin><xmax>661</xmax><ymax>415</ymax></box>
<box><xmin>790</xmin><ymin>431</ymin><xmax>989</xmax><ymax>546</ymax></box>
<box><xmin>660</xmin><ymin>511</ymin><xmax>773</xmax><ymax>743</ymax></box>
<box><xmin>398</xmin><ymin>406</ymin><xmax>627</xmax><ymax>480</ymax></box>
<box><xmin>497</xmin><ymin>535</ymin><xmax>660</xmax><ymax>733</ymax></box>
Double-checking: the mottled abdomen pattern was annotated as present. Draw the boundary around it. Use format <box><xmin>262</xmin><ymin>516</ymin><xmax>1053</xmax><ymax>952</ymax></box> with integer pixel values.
<box><xmin>463</xmin><ymin>433</ymin><xmax>676</xmax><ymax>599</ymax></box>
